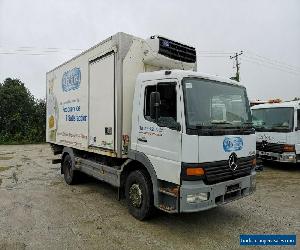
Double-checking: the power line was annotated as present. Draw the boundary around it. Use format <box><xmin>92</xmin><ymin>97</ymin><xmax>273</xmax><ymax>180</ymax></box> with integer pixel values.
<box><xmin>241</xmin><ymin>58</ymin><xmax>300</xmax><ymax>76</ymax></box>
<box><xmin>245</xmin><ymin>50</ymin><xmax>300</xmax><ymax>71</ymax></box>
<box><xmin>197</xmin><ymin>50</ymin><xmax>234</xmax><ymax>53</ymax></box>
<box><xmin>0</xmin><ymin>46</ymin><xmax>83</xmax><ymax>56</ymax></box>
<box><xmin>198</xmin><ymin>55</ymin><xmax>229</xmax><ymax>58</ymax></box>
<box><xmin>1</xmin><ymin>46</ymin><xmax>300</xmax><ymax>77</ymax></box>
<box><xmin>0</xmin><ymin>46</ymin><xmax>83</xmax><ymax>51</ymax></box>
<box><xmin>243</xmin><ymin>53</ymin><xmax>300</xmax><ymax>73</ymax></box>
<box><xmin>198</xmin><ymin>52</ymin><xmax>233</xmax><ymax>55</ymax></box>
<box><xmin>243</xmin><ymin>55</ymin><xmax>300</xmax><ymax>74</ymax></box>
<box><xmin>198</xmin><ymin>50</ymin><xmax>300</xmax><ymax>72</ymax></box>
<box><xmin>197</xmin><ymin>50</ymin><xmax>300</xmax><ymax>76</ymax></box>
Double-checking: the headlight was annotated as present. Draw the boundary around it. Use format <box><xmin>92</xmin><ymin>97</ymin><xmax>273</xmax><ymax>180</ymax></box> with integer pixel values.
<box><xmin>187</xmin><ymin>193</ymin><xmax>209</xmax><ymax>203</ymax></box>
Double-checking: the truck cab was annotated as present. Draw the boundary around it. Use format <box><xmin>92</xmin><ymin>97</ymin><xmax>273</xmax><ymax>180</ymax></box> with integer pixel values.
<box><xmin>129</xmin><ymin>70</ymin><xmax>256</xmax><ymax>214</ymax></box>
<box><xmin>252</xmin><ymin>101</ymin><xmax>300</xmax><ymax>163</ymax></box>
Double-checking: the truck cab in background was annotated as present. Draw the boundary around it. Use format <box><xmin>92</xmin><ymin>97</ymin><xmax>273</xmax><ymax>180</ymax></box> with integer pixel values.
<box><xmin>252</xmin><ymin>101</ymin><xmax>300</xmax><ymax>164</ymax></box>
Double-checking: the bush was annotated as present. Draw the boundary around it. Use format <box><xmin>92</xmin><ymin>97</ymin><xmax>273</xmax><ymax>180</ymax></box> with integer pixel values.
<box><xmin>0</xmin><ymin>78</ymin><xmax>46</xmax><ymax>144</ymax></box>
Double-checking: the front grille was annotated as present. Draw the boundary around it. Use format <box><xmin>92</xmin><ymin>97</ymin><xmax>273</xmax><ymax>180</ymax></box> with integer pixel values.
<box><xmin>203</xmin><ymin>156</ymin><xmax>254</xmax><ymax>185</ymax></box>
<box><xmin>256</xmin><ymin>142</ymin><xmax>284</xmax><ymax>153</ymax></box>
<box><xmin>158</xmin><ymin>37</ymin><xmax>196</xmax><ymax>63</ymax></box>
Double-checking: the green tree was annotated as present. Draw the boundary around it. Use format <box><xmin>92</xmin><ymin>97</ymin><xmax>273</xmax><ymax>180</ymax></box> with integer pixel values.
<box><xmin>0</xmin><ymin>78</ymin><xmax>45</xmax><ymax>144</ymax></box>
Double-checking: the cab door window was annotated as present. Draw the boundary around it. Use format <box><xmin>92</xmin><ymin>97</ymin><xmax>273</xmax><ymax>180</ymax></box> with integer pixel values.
<box><xmin>144</xmin><ymin>82</ymin><xmax>177</xmax><ymax>125</ymax></box>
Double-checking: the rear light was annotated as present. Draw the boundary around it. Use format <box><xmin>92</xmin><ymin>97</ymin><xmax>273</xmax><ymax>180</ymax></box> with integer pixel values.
<box><xmin>186</xmin><ymin>167</ymin><xmax>205</xmax><ymax>176</ymax></box>
<box><xmin>283</xmin><ymin>144</ymin><xmax>295</xmax><ymax>152</ymax></box>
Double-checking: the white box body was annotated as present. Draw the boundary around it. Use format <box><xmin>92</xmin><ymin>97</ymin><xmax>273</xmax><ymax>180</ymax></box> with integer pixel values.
<box><xmin>46</xmin><ymin>32</ymin><xmax>195</xmax><ymax>157</ymax></box>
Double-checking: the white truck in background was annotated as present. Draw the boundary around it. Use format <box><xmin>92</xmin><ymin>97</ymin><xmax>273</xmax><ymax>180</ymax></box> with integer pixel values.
<box><xmin>252</xmin><ymin>101</ymin><xmax>300</xmax><ymax>164</ymax></box>
<box><xmin>47</xmin><ymin>32</ymin><xmax>257</xmax><ymax>220</ymax></box>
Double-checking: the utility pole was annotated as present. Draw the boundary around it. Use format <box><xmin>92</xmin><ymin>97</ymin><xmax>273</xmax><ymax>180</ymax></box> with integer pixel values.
<box><xmin>230</xmin><ymin>50</ymin><xmax>243</xmax><ymax>82</ymax></box>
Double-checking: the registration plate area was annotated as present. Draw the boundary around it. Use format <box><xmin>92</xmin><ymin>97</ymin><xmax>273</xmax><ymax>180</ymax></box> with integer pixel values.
<box><xmin>226</xmin><ymin>183</ymin><xmax>241</xmax><ymax>193</ymax></box>
<box><xmin>259</xmin><ymin>151</ymin><xmax>272</xmax><ymax>156</ymax></box>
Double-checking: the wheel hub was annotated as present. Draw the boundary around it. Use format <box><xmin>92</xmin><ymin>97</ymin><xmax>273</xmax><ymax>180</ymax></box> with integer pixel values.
<box><xmin>129</xmin><ymin>183</ymin><xmax>142</xmax><ymax>208</ymax></box>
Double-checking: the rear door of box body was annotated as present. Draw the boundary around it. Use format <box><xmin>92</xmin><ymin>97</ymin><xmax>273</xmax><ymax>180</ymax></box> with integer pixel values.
<box><xmin>88</xmin><ymin>52</ymin><xmax>115</xmax><ymax>150</ymax></box>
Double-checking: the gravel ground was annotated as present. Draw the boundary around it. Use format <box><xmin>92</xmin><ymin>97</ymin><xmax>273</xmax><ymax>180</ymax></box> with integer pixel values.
<box><xmin>0</xmin><ymin>144</ymin><xmax>299</xmax><ymax>250</ymax></box>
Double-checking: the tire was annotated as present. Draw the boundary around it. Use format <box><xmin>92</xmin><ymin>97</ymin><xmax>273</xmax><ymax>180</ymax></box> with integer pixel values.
<box><xmin>62</xmin><ymin>154</ymin><xmax>79</xmax><ymax>185</ymax></box>
<box><xmin>125</xmin><ymin>170</ymin><xmax>154</xmax><ymax>220</ymax></box>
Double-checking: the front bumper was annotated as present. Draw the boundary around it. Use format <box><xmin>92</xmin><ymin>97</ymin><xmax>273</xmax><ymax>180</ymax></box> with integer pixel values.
<box><xmin>179</xmin><ymin>172</ymin><xmax>256</xmax><ymax>213</ymax></box>
<box><xmin>257</xmin><ymin>150</ymin><xmax>297</xmax><ymax>163</ymax></box>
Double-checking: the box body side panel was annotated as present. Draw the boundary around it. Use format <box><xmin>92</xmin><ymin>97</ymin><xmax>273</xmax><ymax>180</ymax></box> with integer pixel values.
<box><xmin>46</xmin><ymin>38</ymin><xmax>117</xmax><ymax>154</ymax></box>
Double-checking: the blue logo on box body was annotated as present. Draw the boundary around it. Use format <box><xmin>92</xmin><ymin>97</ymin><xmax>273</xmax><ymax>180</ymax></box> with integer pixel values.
<box><xmin>62</xmin><ymin>68</ymin><xmax>81</xmax><ymax>92</ymax></box>
<box><xmin>223</xmin><ymin>137</ymin><xmax>243</xmax><ymax>152</ymax></box>
<box><xmin>240</xmin><ymin>234</ymin><xmax>296</xmax><ymax>246</ymax></box>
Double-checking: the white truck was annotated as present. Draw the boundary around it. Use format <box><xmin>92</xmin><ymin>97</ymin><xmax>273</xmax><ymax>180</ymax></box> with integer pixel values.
<box><xmin>47</xmin><ymin>32</ymin><xmax>257</xmax><ymax>220</ymax></box>
<box><xmin>252</xmin><ymin>101</ymin><xmax>300</xmax><ymax>164</ymax></box>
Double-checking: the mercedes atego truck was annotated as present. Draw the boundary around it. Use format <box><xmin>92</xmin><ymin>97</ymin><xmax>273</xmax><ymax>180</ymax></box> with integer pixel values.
<box><xmin>252</xmin><ymin>101</ymin><xmax>300</xmax><ymax>164</ymax></box>
<box><xmin>47</xmin><ymin>32</ymin><xmax>257</xmax><ymax>220</ymax></box>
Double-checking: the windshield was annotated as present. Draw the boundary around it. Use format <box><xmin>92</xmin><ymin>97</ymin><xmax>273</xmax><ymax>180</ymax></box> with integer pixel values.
<box><xmin>252</xmin><ymin>108</ymin><xmax>294</xmax><ymax>132</ymax></box>
<box><xmin>183</xmin><ymin>78</ymin><xmax>252</xmax><ymax>129</ymax></box>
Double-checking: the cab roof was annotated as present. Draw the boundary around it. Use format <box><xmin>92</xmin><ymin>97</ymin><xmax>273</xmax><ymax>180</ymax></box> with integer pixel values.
<box><xmin>137</xmin><ymin>70</ymin><xmax>245</xmax><ymax>87</ymax></box>
<box><xmin>251</xmin><ymin>100</ymin><xmax>300</xmax><ymax>110</ymax></box>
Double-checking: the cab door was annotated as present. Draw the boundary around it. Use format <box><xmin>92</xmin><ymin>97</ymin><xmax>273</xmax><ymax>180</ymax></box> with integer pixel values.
<box><xmin>136</xmin><ymin>79</ymin><xmax>182</xmax><ymax>184</ymax></box>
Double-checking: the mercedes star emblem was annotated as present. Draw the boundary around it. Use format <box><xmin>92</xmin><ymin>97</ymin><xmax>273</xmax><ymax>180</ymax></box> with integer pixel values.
<box><xmin>228</xmin><ymin>152</ymin><xmax>238</xmax><ymax>171</ymax></box>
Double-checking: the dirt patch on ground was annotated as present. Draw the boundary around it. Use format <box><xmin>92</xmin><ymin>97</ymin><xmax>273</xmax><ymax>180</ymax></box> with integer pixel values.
<box><xmin>0</xmin><ymin>144</ymin><xmax>299</xmax><ymax>250</ymax></box>
<box><xmin>0</xmin><ymin>166</ymin><xmax>12</xmax><ymax>172</ymax></box>
<box><xmin>0</xmin><ymin>156</ymin><xmax>13</xmax><ymax>160</ymax></box>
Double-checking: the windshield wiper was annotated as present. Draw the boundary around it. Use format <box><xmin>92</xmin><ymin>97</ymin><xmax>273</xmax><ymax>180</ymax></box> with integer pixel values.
<box><xmin>210</xmin><ymin>121</ymin><xmax>233</xmax><ymax>125</ymax></box>
<box><xmin>271</xmin><ymin>125</ymin><xmax>289</xmax><ymax>128</ymax></box>
<box><xmin>195</xmin><ymin>124</ymin><xmax>215</xmax><ymax>129</ymax></box>
<box><xmin>242</xmin><ymin>122</ymin><xmax>253</xmax><ymax>125</ymax></box>
<box><xmin>241</xmin><ymin>121</ymin><xmax>254</xmax><ymax>129</ymax></box>
<box><xmin>270</xmin><ymin>125</ymin><xmax>290</xmax><ymax>131</ymax></box>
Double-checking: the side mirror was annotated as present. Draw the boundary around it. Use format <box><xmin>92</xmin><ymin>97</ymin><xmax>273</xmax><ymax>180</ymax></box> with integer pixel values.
<box><xmin>150</xmin><ymin>92</ymin><xmax>160</xmax><ymax>121</ymax></box>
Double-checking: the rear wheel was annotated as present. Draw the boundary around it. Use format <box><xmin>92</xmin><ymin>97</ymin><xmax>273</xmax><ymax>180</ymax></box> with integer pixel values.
<box><xmin>125</xmin><ymin>170</ymin><xmax>154</xmax><ymax>220</ymax></box>
<box><xmin>62</xmin><ymin>154</ymin><xmax>79</xmax><ymax>185</ymax></box>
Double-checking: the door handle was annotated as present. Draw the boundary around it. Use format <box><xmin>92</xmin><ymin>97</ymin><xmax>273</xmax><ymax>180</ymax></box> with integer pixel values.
<box><xmin>138</xmin><ymin>138</ymin><xmax>148</xmax><ymax>143</ymax></box>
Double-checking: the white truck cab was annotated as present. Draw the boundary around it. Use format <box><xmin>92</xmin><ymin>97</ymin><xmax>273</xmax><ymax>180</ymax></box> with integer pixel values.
<box><xmin>130</xmin><ymin>70</ymin><xmax>257</xmax><ymax>213</ymax></box>
<box><xmin>252</xmin><ymin>101</ymin><xmax>300</xmax><ymax>163</ymax></box>
<box><xmin>47</xmin><ymin>32</ymin><xmax>256</xmax><ymax>220</ymax></box>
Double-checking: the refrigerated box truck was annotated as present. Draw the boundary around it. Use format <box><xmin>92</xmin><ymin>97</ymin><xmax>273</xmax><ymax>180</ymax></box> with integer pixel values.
<box><xmin>252</xmin><ymin>101</ymin><xmax>300</xmax><ymax>163</ymax></box>
<box><xmin>47</xmin><ymin>32</ymin><xmax>257</xmax><ymax>220</ymax></box>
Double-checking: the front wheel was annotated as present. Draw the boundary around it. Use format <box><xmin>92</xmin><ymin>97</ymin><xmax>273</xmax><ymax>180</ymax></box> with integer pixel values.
<box><xmin>125</xmin><ymin>170</ymin><xmax>154</xmax><ymax>220</ymax></box>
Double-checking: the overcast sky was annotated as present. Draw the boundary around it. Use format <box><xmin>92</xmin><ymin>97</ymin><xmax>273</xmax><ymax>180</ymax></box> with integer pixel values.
<box><xmin>0</xmin><ymin>0</ymin><xmax>299</xmax><ymax>101</ymax></box>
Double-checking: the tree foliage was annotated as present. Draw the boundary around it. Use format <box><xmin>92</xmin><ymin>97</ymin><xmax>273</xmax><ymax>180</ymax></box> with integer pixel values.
<box><xmin>0</xmin><ymin>78</ymin><xmax>45</xmax><ymax>144</ymax></box>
